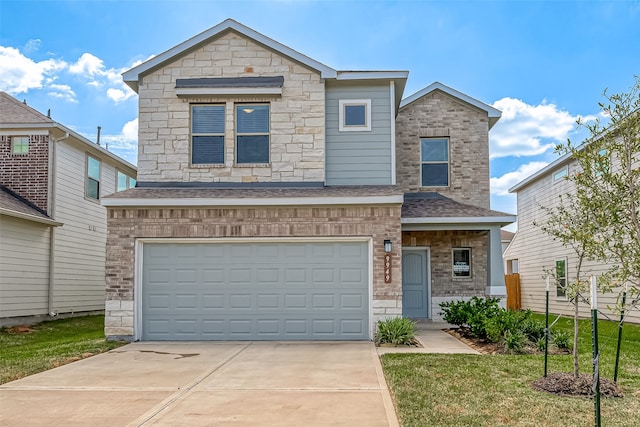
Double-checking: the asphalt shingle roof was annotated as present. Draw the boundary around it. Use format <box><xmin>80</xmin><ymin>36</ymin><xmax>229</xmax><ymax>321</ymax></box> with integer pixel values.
<box><xmin>0</xmin><ymin>185</ymin><xmax>51</xmax><ymax>220</ymax></box>
<box><xmin>402</xmin><ymin>192</ymin><xmax>513</xmax><ymax>218</ymax></box>
<box><xmin>0</xmin><ymin>92</ymin><xmax>53</xmax><ymax>124</ymax></box>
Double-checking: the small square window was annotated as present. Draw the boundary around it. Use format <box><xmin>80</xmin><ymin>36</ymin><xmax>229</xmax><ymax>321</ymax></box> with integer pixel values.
<box><xmin>553</xmin><ymin>167</ymin><xmax>568</xmax><ymax>182</ymax></box>
<box><xmin>117</xmin><ymin>170</ymin><xmax>136</xmax><ymax>191</ymax></box>
<box><xmin>452</xmin><ymin>248</ymin><xmax>471</xmax><ymax>278</ymax></box>
<box><xmin>11</xmin><ymin>136</ymin><xmax>29</xmax><ymax>154</ymax></box>
<box><xmin>339</xmin><ymin>99</ymin><xmax>371</xmax><ymax>131</ymax></box>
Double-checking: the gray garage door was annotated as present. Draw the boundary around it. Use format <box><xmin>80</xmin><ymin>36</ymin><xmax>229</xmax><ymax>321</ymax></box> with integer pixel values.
<box><xmin>141</xmin><ymin>241</ymin><xmax>369</xmax><ymax>340</ymax></box>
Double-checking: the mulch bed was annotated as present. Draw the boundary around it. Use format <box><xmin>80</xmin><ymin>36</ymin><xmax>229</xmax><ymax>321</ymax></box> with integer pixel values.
<box><xmin>532</xmin><ymin>372</ymin><xmax>624</xmax><ymax>398</ymax></box>
<box><xmin>445</xmin><ymin>327</ymin><xmax>570</xmax><ymax>355</ymax></box>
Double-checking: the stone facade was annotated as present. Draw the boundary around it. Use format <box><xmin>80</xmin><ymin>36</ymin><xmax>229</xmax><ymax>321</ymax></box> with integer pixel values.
<box><xmin>137</xmin><ymin>32</ymin><xmax>325</xmax><ymax>183</ymax></box>
<box><xmin>396</xmin><ymin>90</ymin><xmax>491</xmax><ymax>208</ymax></box>
<box><xmin>105</xmin><ymin>205</ymin><xmax>402</xmax><ymax>339</ymax></box>
<box><xmin>0</xmin><ymin>134</ymin><xmax>49</xmax><ymax>212</ymax></box>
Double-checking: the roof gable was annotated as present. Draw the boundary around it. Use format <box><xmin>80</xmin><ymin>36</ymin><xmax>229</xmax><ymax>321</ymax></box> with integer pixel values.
<box><xmin>123</xmin><ymin>19</ymin><xmax>337</xmax><ymax>92</ymax></box>
<box><xmin>0</xmin><ymin>92</ymin><xmax>53</xmax><ymax>125</ymax></box>
<box><xmin>400</xmin><ymin>82</ymin><xmax>501</xmax><ymax>129</ymax></box>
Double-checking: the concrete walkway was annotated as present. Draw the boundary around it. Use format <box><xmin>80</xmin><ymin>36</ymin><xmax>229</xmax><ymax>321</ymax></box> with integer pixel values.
<box><xmin>0</xmin><ymin>342</ymin><xmax>398</xmax><ymax>427</ymax></box>
<box><xmin>377</xmin><ymin>322</ymin><xmax>480</xmax><ymax>355</ymax></box>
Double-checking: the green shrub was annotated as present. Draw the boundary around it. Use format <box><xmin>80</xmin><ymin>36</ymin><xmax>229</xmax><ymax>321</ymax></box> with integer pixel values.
<box><xmin>552</xmin><ymin>329</ymin><xmax>572</xmax><ymax>349</ymax></box>
<box><xmin>439</xmin><ymin>296</ymin><xmax>501</xmax><ymax>339</ymax></box>
<box><xmin>504</xmin><ymin>330</ymin><xmax>526</xmax><ymax>354</ymax></box>
<box><xmin>521</xmin><ymin>317</ymin><xmax>547</xmax><ymax>341</ymax></box>
<box><xmin>438</xmin><ymin>300</ymin><xmax>471</xmax><ymax>326</ymax></box>
<box><xmin>375</xmin><ymin>317</ymin><xmax>416</xmax><ymax>346</ymax></box>
<box><xmin>536</xmin><ymin>336</ymin><xmax>547</xmax><ymax>351</ymax></box>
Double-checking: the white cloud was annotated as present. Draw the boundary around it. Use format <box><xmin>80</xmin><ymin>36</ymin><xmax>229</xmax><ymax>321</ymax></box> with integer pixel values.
<box><xmin>69</xmin><ymin>53</ymin><xmax>136</xmax><ymax>103</ymax></box>
<box><xmin>101</xmin><ymin>118</ymin><xmax>138</xmax><ymax>164</ymax></box>
<box><xmin>0</xmin><ymin>46</ymin><xmax>67</xmax><ymax>94</ymax></box>
<box><xmin>24</xmin><ymin>39</ymin><xmax>41</xmax><ymax>53</ymax></box>
<box><xmin>490</xmin><ymin>98</ymin><xmax>582</xmax><ymax>158</ymax></box>
<box><xmin>490</xmin><ymin>161</ymin><xmax>549</xmax><ymax>196</ymax></box>
<box><xmin>48</xmin><ymin>83</ymin><xmax>77</xmax><ymax>103</ymax></box>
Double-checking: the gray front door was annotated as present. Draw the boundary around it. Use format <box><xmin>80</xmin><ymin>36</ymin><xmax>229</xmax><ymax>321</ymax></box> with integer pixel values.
<box><xmin>141</xmin><ymin>241</ymin><xmax>369</xmax><ymax>341</ymax></box>
<box><xmin>402</xmin><ymin>249</ymin><xmax>429</xmax><ymax>318</ymax></box>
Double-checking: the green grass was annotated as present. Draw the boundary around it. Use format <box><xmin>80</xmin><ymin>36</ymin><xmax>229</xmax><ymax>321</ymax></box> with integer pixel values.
<box><xmin>0</xmin><ymin>315</ymin><xmax>126</xmax><ymax>384</ymax></box>
<box><xmin>381</xmin><ymin>314</ymin><xmax>640</xmax><ymax>427</ymax></box>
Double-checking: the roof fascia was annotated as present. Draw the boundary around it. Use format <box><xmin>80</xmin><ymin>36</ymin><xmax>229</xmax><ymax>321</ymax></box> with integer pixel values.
<box><xmin>401</xmin><ymin>215</ymin><xmax>516</xmax><ymax>227</ymax></box>
<box><xmin>102</xmin><ymin>195</ymin><xmax>404</xmax><ymax>207</ymax></box>
<box><xmin>400</xmin><ymin>82</ymin><xmax>502</xmax><ymax>129</ymax></box>
<box><xmin>0</xmin><ymin>209</ymin><xmax>63</xmax><ymax>226</ymax></box>
<box><xmin>122</xmin><ymin>19</ymin><xmax>337</xmax><ymax>92</ymax></box>
<box><xmin>508</xmin><ymin>152</ymin><xmax>573</xmax><ymax>193</ymax></box>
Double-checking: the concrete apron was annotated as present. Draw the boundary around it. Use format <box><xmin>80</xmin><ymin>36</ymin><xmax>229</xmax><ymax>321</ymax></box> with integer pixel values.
<box><xmin>0</xmin><ymin>342</ymin><xmax>398</xmax><ymax>427</ymax></box>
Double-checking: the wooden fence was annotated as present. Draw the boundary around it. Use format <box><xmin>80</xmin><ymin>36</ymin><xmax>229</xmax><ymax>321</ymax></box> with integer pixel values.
<box><xmin>505</xmin><ymin>273</ymin><xmax>521</xmax><ymax>310</ymax></box>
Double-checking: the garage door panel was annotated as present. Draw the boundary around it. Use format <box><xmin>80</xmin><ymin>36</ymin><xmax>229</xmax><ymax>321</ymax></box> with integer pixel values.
<box><xmin>142</xmin><ymin>242</ymin><xmax>368</xmax><ymax>340</ymax></box>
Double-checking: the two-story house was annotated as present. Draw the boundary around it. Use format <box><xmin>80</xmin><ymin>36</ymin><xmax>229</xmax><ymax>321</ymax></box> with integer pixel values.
<box><xmin>0</xmin><ymin>92</ymin><xmax>137</xmax><ymax>326</ymax></box>
<box><xmin>504</xmin><ymin>153</ymin><xmax>640</xmax><ymax>323</ymax></box>
<box><xmin>102</xmin><ymin>19</ymin><xmax>515</xmax><ymax>341</ymax></box>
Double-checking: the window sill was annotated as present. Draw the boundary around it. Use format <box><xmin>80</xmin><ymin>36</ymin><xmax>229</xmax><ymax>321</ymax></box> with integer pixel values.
<box><xmin>191</xmin><ymin>163</ymin><xmax>227</xmax><ymax>168</ymax></box>
<box><xmin>235</xmin><ymin>163</ymin><xmax>270</xmax><ymax>168</ymax></box>
<box><xmin>452</xmin><ymin>276</ymin><xmax>473</xmax><ymax>281</ymax></box>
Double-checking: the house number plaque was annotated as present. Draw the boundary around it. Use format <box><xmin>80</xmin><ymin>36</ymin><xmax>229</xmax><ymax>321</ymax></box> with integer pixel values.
<box><xmin>384</xmin><ymin>253</ymin><xmax>392</xmax><ymax>283</ymax></box>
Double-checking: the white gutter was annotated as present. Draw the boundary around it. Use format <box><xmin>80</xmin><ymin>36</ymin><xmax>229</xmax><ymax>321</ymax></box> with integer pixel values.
<box><xmin>0</xmin><ymin>209</ymin><xmax>63</xmax><ymax>226</ymax></box>
<box><xmin>102</xmin><ymin>195</ymin><xmax>404</xmax><ymax>207</ymax></box>
<box><xmin>401</xmin><ymin>215</ymin><xmax>517</xmax><ymax>224</ymax></box>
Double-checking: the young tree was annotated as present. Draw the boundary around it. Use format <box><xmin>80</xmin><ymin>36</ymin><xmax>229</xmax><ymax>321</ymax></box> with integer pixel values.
<box><xmin>560</xmin><ymin>76</ymin><xmax>640</xmax><ymax>312</ymax></box>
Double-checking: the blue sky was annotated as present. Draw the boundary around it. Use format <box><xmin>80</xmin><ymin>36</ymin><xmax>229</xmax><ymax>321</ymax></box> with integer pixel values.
<box><xmin>2</xmin><ymin>0</ymin><xmax>639</xmax><ymax>229</ymax></box>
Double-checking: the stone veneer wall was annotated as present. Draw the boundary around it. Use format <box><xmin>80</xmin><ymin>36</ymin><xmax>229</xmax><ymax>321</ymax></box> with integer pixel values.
<box><xmin>0</xmin><ymin>135</ymin><xmax>49</xmax><ymax>212</ymax></box>
<box><xmin>402</xmin><ymin>230</ymin><xmax>488</xmax><ymax>320</ymax></box>
<box><xmin>137</xmin><ymin>31</ymin><xmax>325</xmax><ymax>183</ymax></box>
<box><xmin>105</xmin><ymin>205</ymin><xmax>402</xmax><ymax>339</ymax></box>
<box><xmin>395</xmin><ymin>90</ymin><xmax>491</xmax><ymax>208</ymax></box>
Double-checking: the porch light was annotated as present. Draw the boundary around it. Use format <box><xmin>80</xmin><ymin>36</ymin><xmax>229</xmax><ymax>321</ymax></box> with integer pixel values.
<box><xmin>384</xmin><ymin>239</ymin><xmax>392</xmax><ymax>253</ymax></box>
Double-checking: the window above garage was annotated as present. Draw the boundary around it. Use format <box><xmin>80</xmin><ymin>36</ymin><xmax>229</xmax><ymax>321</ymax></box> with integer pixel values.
<box><xmin>175</xmin><ymin>76</ymin><xmax>284</xmax><ymax>96</ymax></box>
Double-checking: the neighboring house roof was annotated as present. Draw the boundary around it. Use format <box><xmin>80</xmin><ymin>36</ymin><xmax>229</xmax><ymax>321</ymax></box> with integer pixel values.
<box><xmin>508</xmin><ymin>152</ymin><xmax>572</xmax><ymax>193</ymax></box>
<box><xmin>101</xmin><ymin>186</ymin><xmax>404</xmax><ymax>207</ymax></box>
<box><xmin>401</xmin><ymin>192</ymin><xmax>515</xmax><ymax>225</ymax></box>
<box><xmin>0</xmin><ymin>92</ymin><xmax>136</xmax><ymax>172</ymax></box>
<box><xmin>501</xmin><ymin>230</ymin><xmax>515</xmax><ymax>242</ymax></box>
<box><xmin>0</xmin><ymin>185</ymin><xmax>62</xmax><ymax>226</ymax></box>
<box><xmin>0</xmin><ymin>92</ymin><xmax>53</xmax><ymax>124</ymax></box>
<box><xmin>400</xmin><ymin>82</ymin><xmax>502</xmax><ymax>130</ymax></box>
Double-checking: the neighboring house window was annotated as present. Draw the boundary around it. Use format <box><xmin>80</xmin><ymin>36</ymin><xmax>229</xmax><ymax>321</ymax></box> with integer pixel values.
<box><xmin>553</xmin><ymin>167</ymin><xmax>568</xmax><ymax>182</ymax></box>
<box><xmin>11</xmin><ymin>136</ymin><xmax>29</xmax><ymax>154</ymax></box>
<box><xmin>191</xmin><ymin>104</ymin><xmax>225</xmax><ymax>164</ymax></box>
<box><xmin>507</xmin><ymin>259</ymin><xmax>519</xmax><ymax>274</ymax></box>
<box><xmin>421</xmin><ymin>138</ymin><xmax>449</xmax><ymax>187</ymax></box>
<box><xmin>236</xmin><ymin>104</ymin><xmax>270</xmax><ymax>164</ymax></box>
<box><xmin>338</xmin><ymin>99</ymin><xmax>372</xmax><ymax>131</ymax></box>
<box><xmin>452</xmin><ymin>248</ymin><xmax>471</xmax><ymax>278</ymax></box>
<box><xmin>86</xmin><ymin>155</ymin><xmax>101</xmax><ymax>200</ymax></box>
<box><xmin>117</xmin><ymin>171</ymin><xmax>136</xmax><ymax>191</ymax></box>
<box><xmin>596</xmin><ymin>148</ymin><xmax>609</xmax><ymax>176</ymax></box>
<box><xmin>555</xmin><ymin>259</ymin><xmax>567</xmax><ymax>298</ymax></box>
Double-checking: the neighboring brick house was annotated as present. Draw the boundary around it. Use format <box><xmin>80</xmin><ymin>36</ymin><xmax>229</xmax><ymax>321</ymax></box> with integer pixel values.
<box><xmin>0</xmin><ymin>92</ymin><xmax>137</xmax><ymax>326</ymax></box>
<box><xmin>103</xmin><ymin>19</ymin><xmax>515</xmax><ymax>341</ymax></box>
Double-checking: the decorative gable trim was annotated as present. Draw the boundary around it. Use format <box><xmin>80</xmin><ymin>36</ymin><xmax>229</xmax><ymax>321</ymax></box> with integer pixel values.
<box><xmin>123</xmin><ymin>19</ymin><xmax>337</xmax><ymax>92</ymax></box>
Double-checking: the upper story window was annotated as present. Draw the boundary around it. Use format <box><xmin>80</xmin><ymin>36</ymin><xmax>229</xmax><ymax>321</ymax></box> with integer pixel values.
<box><xmin>338</xmin><ymin>99</ymin><xmax>371</xmax><ymax>132</ymax></box>
<box><xmin>553</xmin><ymin>166</ymin><xmax>568</xmax><ymax>182</ymax></box>
<box><xmin>236</xmin><ymin>104</ymin><xmax>270</xmax><ymax>164</ymax></box>
<box><xmin>86</xmin><ymin>155</ymin><xmax>101</xmax><ymax>200</ymax></box>
<box><xmin>191</xmin><ymin>104</ymin><xmax>225</xmax><ymax>165</ymax></box>
<box><xmin>421</xmin><ymin>138</ymin><xmax>449</xmax><ymax>187</ymax></box>
<box><xmin>11</xmin><ymin>136</ymin><xmax>29</xmax><ymax>154</ymax></box>
<box><xmin>452</xmin><ymin>248</ymin><xmax>471</xmax><ymax>278</ymax></box>
<box><xmin>117</xmin><ymin>170</ymin><xmax>136</xmax><ymax>192</ymax></box>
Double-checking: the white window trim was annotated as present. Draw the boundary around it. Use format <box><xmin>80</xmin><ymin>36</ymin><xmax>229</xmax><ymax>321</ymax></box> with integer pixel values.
<box><xmin>420</xmin><ymin>137</ymin><xmax>450</xmax><ymax>188</ymax></box>
<box><xmin>11</xmin><ymin>136</ymin><xmax>29</xmax><ymax>154</ymax></box>
<box><xmin>338</xmin><ymin>99</ymin><xmax>371</xmax><ymax>132</ymax></box>
<box><xmin>452</xmin><ymin>247</ymin><xmax>472</xmax><ymax>279</ymax></box>
<box><xmin>116</xmin><ymin>170</ymin><xmax>135</xmax><ymax>192</ymax></box>
<box><xmin>552</xmin><ymin>166</ymin><xmax>568</xmax><ymax>183</ymax></box>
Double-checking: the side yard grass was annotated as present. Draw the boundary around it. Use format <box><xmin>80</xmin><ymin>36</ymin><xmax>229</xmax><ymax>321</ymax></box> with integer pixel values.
<box><xmin>381</xmin><ymin>314</ymin><xmax>640</xmax><ymax>427</ymax></box>
<box><xmin>0</xmin><ymin>315</ymin><xmax>126</xmax><ymax>384</ymax></box>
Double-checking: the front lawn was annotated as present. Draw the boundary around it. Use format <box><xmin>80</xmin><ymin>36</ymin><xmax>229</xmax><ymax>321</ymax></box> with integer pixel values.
<box><xmin>381</xmin><ymin>314</ymin><xmax>640</xmax><ymax>427</ymax></box>
<box><xmin>0</xmin><ymin>315</ymin><xmax>126</xmax><ymax>384</ymax></box>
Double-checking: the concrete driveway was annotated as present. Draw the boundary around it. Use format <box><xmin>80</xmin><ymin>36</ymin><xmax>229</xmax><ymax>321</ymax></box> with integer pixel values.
<box><xmin>0</xmin><ymin>341</ymin><xmax>398</xmax><ymax>427</ymax></box>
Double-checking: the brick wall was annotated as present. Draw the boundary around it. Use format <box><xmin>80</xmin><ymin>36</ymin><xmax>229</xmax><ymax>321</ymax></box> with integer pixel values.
<box><xmin>0</xmin><ymin>135</ymin><xmax>49</xmax><ymax>212</ymax></box>
<box><xmin>137</xmin><ymin>31</ymin><xmax>325</xmax><ymax>183</ymax></box>
<box><xmin>105</xmin><ymin>205</ymin><xmax>402</xmax><ymax>338</ymax></box>
<box><xmin>396</xmin><ymin>90</ymin><xmax>491</xmax><ymax>208</ymax></box>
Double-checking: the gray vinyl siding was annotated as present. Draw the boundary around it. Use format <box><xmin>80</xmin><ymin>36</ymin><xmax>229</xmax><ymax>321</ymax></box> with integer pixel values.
<box><xmin>0</xmin><ymin>216</ymin><xmax>51</xmax><ymax>318</ymax></box>
<box><xmin>51</xmin><ymin>139</ymin><xmax>134</xmax><ymax>314</ymax></box>
<box><xmin>325</xmin><ymin>83</ymin><xmax>393</xmax><ymax>185</ymax></box>
<box><xmin>504</xmin><ymin>160</ymin><xmax>640</xmax><ymax>324</ymax></box>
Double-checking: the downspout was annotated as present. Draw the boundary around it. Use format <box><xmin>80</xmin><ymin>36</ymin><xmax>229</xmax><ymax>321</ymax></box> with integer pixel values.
<box><xmin>47</xmin><ymin>131</ymin><xmax>69</xmax><ymax>316</ymax></box>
